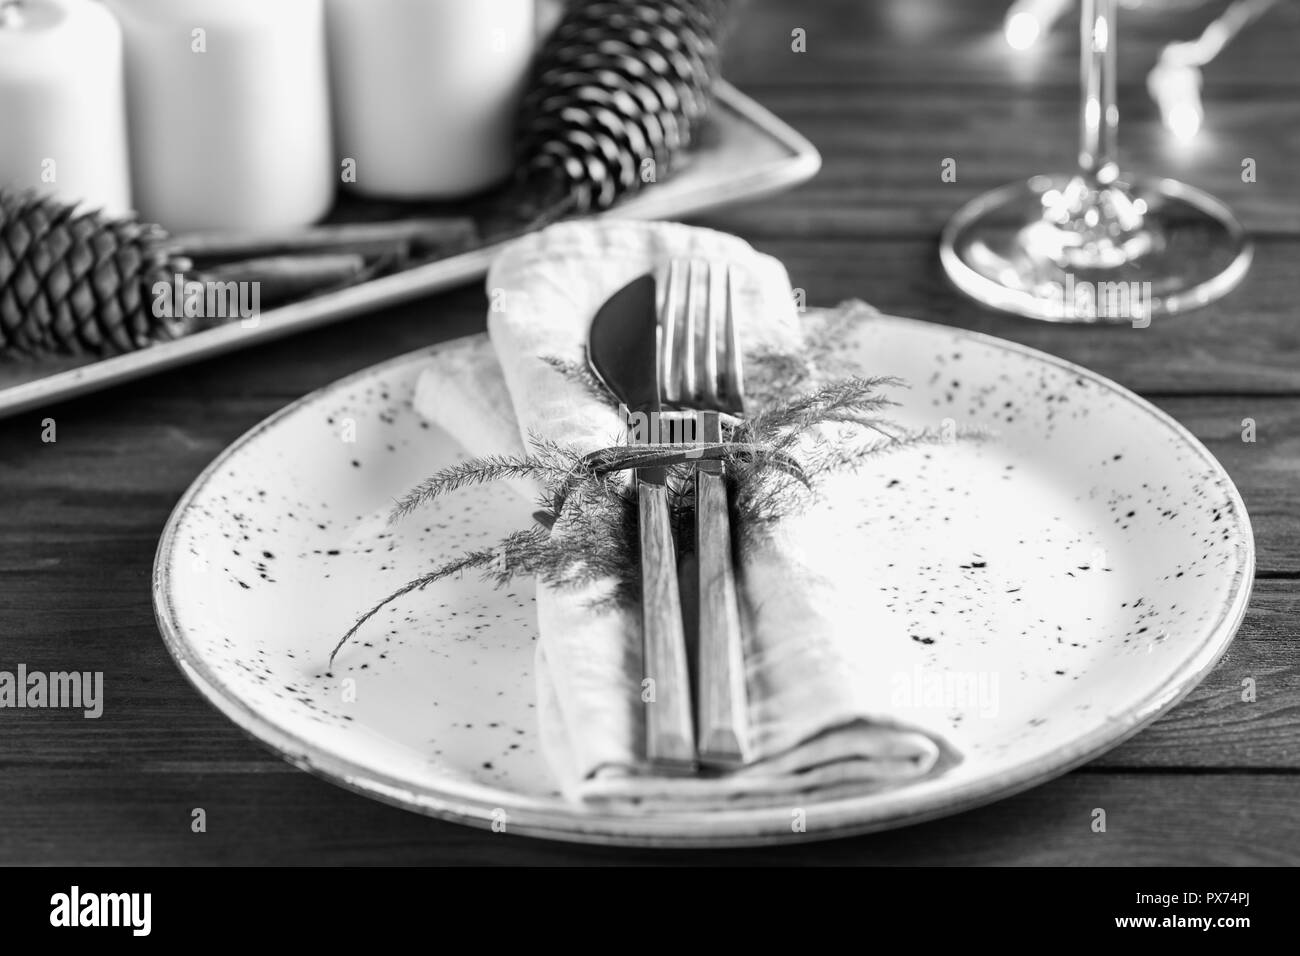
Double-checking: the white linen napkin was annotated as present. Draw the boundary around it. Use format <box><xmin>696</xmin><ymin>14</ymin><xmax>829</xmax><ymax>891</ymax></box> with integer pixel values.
<box><xmin>414</xmin><ymin>220</ymin><xmax>959</xmax><ymax>809</ymax></box>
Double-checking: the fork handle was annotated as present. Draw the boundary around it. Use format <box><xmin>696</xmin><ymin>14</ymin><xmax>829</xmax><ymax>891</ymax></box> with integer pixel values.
<box><xmin>695</xmin><ymin>464</ymin><xmax>750</xmax><ymax>767</ymax></box>
<box><xmin>636</xmin><ymin>476</ymin><xmax>697</xmax><ymax>769</ymax></box>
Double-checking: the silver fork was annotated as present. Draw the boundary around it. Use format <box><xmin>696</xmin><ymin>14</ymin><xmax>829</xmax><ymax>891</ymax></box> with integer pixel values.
<box><xmin>661</xmin><ymin>258</ymin><xmax>750</xmax><ymax>767</ymax></box>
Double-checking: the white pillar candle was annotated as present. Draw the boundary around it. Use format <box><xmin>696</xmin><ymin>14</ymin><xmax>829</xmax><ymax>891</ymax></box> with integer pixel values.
<box><xmin>325</xmin><ymin>0</ymin><xmax>535</xmax><ymax>199</ymax></box>
<box><xmin>0</xmin><ymin>0</ymin><xmax>131</xmax><ymax>216</ymax></box>
<box><xmin>105</xmin><ymin>0</ymin><xmax>334</xmax><ymax>233</ymax></box>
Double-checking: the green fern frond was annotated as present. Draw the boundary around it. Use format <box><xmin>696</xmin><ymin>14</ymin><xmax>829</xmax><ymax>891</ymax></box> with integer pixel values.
<box><xmin>333</xmin><ymin>360</ymin><xmax>991</xmax><ymax>662</ymax></box>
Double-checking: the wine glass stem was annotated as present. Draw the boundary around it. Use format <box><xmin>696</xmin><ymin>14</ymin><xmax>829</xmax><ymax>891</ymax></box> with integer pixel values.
<box><xmin>1079</xmin><ymin>0</ymin><xmax>1119</xmax><ymax>186</ymax></box>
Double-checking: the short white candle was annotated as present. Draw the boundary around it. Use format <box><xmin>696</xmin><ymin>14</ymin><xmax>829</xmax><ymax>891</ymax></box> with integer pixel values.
<box><xmin>0</xmin><ymin>0</ymin><xmax>132</xmax><ymax>216</ymax></box>
<box><xmin>325</xmin><ymin>0</ymin><xmax>535</xmax><ymax>199</ymax></box>
<box><xmin>105</xmin><ymin>0</ymin><xmax>334</xmax><ymax>233</ymax></box>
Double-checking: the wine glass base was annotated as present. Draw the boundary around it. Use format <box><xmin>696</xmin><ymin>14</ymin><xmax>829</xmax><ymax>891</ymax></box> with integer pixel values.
<box><xmin>940</xmin><ymin>174</ymin><xmax>1253</xmax><ymax>323</ymax></box>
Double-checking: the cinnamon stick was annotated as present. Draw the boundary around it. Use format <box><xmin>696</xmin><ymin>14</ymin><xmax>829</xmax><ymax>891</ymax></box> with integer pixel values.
<box><xmin>167</xmin><ymin>218</ymin><xmax>479</xmax><ymax>264</ymax></box>
<box><xmin>201</xmin><ymin>253</ymin><xmax>370</xmax><ymax>307</ymax></box>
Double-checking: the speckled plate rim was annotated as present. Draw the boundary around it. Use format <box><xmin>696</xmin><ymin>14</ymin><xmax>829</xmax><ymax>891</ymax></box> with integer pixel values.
<box><xmin>152</xmin><ymin>314</ymin><xmax>1255</xmax><ymax>848</ymax></box>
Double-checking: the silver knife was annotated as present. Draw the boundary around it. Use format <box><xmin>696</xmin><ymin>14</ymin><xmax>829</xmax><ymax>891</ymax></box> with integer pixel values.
<box><xmin>587</xmin><ymin>273</ymin><xmax>697</xmax><ymax>770</ymax></box>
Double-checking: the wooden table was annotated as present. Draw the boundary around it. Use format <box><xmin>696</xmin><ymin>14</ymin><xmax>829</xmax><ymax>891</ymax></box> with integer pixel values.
<box><xmin>2</xmin><ymin>0</ymin><xmax>1296</xmax><ymax>865</ymax></box>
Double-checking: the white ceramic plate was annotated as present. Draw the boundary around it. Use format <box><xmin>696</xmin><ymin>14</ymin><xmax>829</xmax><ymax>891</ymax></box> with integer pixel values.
<box><xmin>153</xmin><ymin>314</ymin><xmax>1253</xmax><ymax>847</ymax></box>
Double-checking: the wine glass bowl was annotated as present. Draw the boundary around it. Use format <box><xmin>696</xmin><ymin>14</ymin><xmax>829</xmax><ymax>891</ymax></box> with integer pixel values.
<box><xmin>942</xmin><ymin>172</ymin><xmax>1253</xmax><ymax>323</ymax></box>
<box><xmin>941</xmin><ymin>0</ymin><xmax>1252</xmax><ymax>322</ymax></box>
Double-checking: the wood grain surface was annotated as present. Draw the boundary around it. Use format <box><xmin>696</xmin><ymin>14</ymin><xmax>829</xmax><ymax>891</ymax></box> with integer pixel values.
<box><xmin>0</xmin><ymin>0</ymin><xmax>1296</xmax><ymax>864</ymax></box>
<box><xmin>694</xmin><ymin>465</ymin><xmax>748</xmax><ymax>763</ymax></box>
<box><xmin>637</xmin><ymin>478</ymin><xmax>698</xmax><ymax>766</ymax></box>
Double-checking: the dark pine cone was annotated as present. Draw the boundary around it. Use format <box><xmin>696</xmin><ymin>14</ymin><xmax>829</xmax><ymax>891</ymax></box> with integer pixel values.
<box><xmin>0</xmin><ymin>190</ymin><xmax>194</xmax><ymax>358</ymax></box>
<box><xmin>513</xmin><ymin>0</ymin><xmax>736</xmax><ymax>221</ymax></box>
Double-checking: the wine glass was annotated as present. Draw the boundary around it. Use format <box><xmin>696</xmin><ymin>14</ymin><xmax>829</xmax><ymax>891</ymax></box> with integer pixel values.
<box><xmin>940</xmin><ymin>0</ymin><xmax>1252</xmax><ymax>323</ymax></box>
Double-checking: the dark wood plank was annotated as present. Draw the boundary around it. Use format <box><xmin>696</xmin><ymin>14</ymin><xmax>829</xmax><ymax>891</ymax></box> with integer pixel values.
<box><xmin>0</xmin><ymin>767</ymin><xmax>1293</xmax><ymax>864</ymax></box>
<box><xmin>723</xmin><ymin>0</ymin><xmax>1300</xmax><ymax>93</ymax></box>
<box><xmin>704</xmin><ymin>87</ymin><xmax>1300</xmax><ymax>238</ymax></box>
<box><xmin>6</xmin><ymin>237</ymin><xmax>1297</xmax><ymax>414</ymax></box>
<box><xmin>744</xmin><ymin>238</ymin><xmax>1300</xmax><ymax>396</ymax></box>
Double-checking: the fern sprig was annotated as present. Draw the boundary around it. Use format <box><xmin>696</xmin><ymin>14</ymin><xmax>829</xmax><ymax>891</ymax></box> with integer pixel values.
<box><xmin>332</xmin><ymin>363</ymin><xmax>989</xmax><ymax>664</ymax></box>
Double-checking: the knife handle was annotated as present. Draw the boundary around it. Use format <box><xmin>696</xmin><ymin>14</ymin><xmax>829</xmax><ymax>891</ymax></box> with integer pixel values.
<box><xmin>637</xmin><ymin>477</ymin><xmax>697</xmax><ymax>769</ymax></box>
<box><xmin>695</xmin><ymin>466</ymin><xmax>749</xmax><ymax>767</ymax></box>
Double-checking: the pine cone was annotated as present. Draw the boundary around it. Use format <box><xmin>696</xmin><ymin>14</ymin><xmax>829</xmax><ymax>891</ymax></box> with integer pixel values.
<box><xmin>513</xmin><ymin>0</ymin><xmax>736</xmax><ymax>220</ymax></box>
<box><xmin>0</xmin><ymin>190</ymin><xmax>194</xmax><ymax>358</ymax></box>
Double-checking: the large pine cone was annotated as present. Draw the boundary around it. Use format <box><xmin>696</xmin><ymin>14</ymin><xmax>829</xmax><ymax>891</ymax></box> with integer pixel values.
<box><xmin>0</xmin><ymin>191</ymin><xmax>193</xmax><ymax>358</ymax></box>
<box><xmin>514</xmin><ymin>0</ymin><xmax>736</xmax><ymax>218</ymax></box>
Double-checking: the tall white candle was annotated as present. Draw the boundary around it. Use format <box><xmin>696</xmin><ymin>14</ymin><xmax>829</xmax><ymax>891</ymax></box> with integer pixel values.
<box><xmin>105</xmin><ymin>0</ymin><xmax>334</xmax><ymax>233</ymax></box>
<box><xmin>325</xmin><ymin>0</ymin><xmax>535</xmax><ymax>199</ymax></box>
<box><xmin>0</xmin><ymin>0</ymin><xmax>132</xmax><ymax>215</ymax></box>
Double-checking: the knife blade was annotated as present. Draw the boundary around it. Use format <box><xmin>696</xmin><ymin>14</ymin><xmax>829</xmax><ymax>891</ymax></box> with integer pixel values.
<box><xmin>587</xmin><ymin>273</ymin><xmax>697</xmax><ymax>770</ymax></box>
